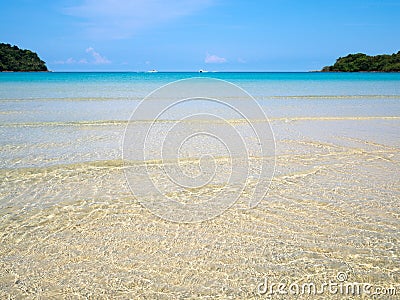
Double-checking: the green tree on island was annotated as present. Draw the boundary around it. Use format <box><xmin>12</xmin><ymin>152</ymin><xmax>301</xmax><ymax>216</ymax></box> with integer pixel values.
<box><xmin>322</xmin><ymin>51</ymin><xmax>400</xmax><ymax>72</ymax></box>
<box><xmin>0</xmin><ymin>43</ymin><xmax>48</xmax><ymax>72</ymax></box>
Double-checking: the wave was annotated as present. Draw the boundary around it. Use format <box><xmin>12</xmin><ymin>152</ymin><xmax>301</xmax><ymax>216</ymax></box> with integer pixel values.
<box><xmin>0</xmin><ymin>120</ymin><xmax>129</xmax><ymax>128</ymax></box>
<box><xmin>0</xmin><ymin>116</ymin><xmax>399</xmax><ymax>128</ymax></box>
<box><xmin>1</xmin><ymin>94</ymin><xmax>400</xmax><ymax>102</ymax></box>
<box><xmin>0</xmin><ymin>96</ymin><xmax>144</xmax><ymax>102</ymax></box>
<box><xmin>0</xmin><ymin>155</ymin><xmax>270</xmax><ymax>172</ymax></box>
<box><xmin>261</xmin><ymin>95</ymin><xmax>400</xmax><ymax>100</ymax></box>
<box><xmin>270</xmin><ymin>116</ymin><xmax>400</xmax><ymax>121</ymax></box>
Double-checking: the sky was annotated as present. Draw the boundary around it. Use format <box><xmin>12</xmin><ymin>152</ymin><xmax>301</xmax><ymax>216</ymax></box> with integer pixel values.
<box><xmin>1</xmin><ymin>0</ymin><xmax>399</xmax><ymax>71</ymax></box>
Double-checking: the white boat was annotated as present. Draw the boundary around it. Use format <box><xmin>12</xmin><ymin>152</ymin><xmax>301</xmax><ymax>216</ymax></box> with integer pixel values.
<box><xmin>147</xmin><ymin>69</ymin><xmax>158</xmax><ymax>73</ymax></box>
<box><xmin>198</xmin><ymin>69</ymin><xmax>208</xmax><ymax>73</ymax></box>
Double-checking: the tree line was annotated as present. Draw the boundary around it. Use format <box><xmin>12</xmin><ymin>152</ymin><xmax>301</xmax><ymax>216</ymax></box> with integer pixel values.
<box><xmin>322</xmin><ymin>51</ymin><xmax>400</xmax><ymax>72</ymax></box>
<box><xmin>0</xmin><ymin>43</ymin><xmax>48</xmax><ymax>72</ymax></box>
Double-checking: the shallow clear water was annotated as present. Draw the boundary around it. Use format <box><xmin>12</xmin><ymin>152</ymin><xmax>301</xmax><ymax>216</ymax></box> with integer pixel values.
<box><xmin>0</xmin><ymin>72</ymin><xmax>399</xmax><ymax>298</ymax></box>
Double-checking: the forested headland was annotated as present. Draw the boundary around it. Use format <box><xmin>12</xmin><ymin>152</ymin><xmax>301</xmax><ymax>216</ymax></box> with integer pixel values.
<box><xmin>0</xmin><ymin>43</ymin><xmax>48</xmax><ymax>72</ymax></box>
<box><xmin>322</xmin><ymin>51</ymin><xmax>400</xmax><ymax>72</ymax></box>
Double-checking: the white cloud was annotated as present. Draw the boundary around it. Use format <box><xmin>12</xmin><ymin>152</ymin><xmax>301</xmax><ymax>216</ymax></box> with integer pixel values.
<box><xmin>66</xmin><ymin>57</ymin><xmax>76</xmax><ymax>64</ymax></box>
<box><xmin>205</xmin><ymin>53</ymin><xmax>227</xmax><ymax>64</ymax></box>
<box><xmin>86</xmin><ymin>47</ymin><xmax>111</xmax><ymax>64</ymax></box>
<box><xmin>54</xmin><ymin>57</ymin><xmax>87</xmax><ymax>65</ymax></box>
<box><xmin>237</xmin><ymin>57</ymin><xmax>246</xmax><ymax>63</ymax></box>
<box><xmin>64</xmin><ymin>0</ymin><xmax>214</xmax><ymax>39</ymax></box>
<box><xmin>55</xmin><ymin>48</ymin><xmax>109</xmax><ymax>65</ymax></box>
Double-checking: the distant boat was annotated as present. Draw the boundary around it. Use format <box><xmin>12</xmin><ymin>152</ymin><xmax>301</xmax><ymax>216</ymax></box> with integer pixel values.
<box><xmin>147</xmin><ymin>69</ymin><xmax>158</xmax><ymax>73</ymax></box>
<box><xmin>198</xmin><ymin>69</ymin><xmax>208</xmax><ymax>73</ymax></box>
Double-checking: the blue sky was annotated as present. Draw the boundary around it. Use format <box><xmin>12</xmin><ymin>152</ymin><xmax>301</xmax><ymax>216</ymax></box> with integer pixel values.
<box><xmin>1</xmin><ymin>0</ymin><xmax>399</xmax><ymax>71</ymax></box>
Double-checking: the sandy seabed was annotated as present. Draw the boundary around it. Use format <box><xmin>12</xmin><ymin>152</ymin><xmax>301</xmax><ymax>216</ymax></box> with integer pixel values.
<box><xmin>0</xmin><ymin>119</ymin><xmax>399</xmax><ymax>299</ymax></box>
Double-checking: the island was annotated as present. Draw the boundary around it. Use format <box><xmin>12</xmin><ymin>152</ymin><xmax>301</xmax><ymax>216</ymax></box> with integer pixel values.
<box><xmin>321</xmin><ymin>51</ymin><xmax>400</xmax><ymax>72</ymax></box>
<box><xmin>0</xmin><ymin>43</ymin><xmax>48</xmax><ymax>72</ymax></box>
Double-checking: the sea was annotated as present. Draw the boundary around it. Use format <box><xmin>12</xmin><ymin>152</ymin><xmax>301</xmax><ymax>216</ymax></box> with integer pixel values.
<box><xmin>0</xmin><ymin>72</ymin><xmax>399</xmax><ymax>298</ymax></box>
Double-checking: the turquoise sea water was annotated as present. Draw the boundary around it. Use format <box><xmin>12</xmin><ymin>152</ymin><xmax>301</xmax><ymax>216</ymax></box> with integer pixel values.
<box><xmin>0</xmin><ymin>72</ymin><xmax>399</xmax><ymax>298</ymax></box>
<box><xmin>1</xmin><ymin>72</ymin><xmax>399</xmax><ymax>169</ymax></box>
